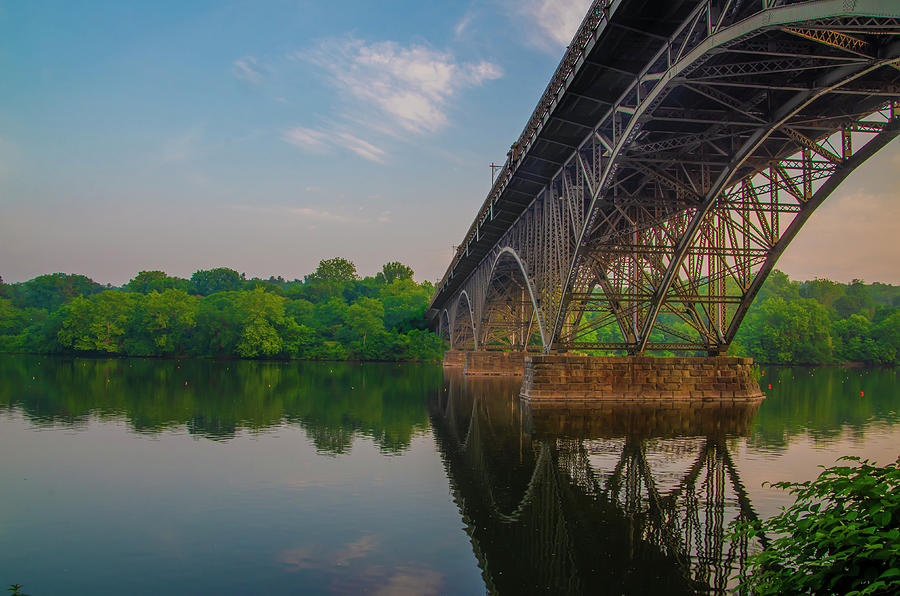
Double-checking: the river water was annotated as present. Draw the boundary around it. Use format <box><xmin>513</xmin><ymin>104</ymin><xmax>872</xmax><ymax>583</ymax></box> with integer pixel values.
<box><xmin>1</xmin><ymin>355</ymin><xmax>898</xmax><ymax>595</ymax></box>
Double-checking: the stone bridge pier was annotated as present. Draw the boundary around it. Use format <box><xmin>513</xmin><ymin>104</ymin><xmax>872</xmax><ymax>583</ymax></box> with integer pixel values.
<box><xmin>444</xmin><ymin>350</ymin><xmax>763</xmax><ymax>401</ymax></box>
<box><xmin>520</xmin><ymin>355</ymin><xmax>762</xmax><ymax>403</ymax></box>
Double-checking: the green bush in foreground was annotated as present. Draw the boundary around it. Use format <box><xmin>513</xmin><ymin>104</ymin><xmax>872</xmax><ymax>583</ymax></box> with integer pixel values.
<box><xmin>734</xmin><ymin>456</ymin><xmax>900</xmax><ymax>595</ymax></box>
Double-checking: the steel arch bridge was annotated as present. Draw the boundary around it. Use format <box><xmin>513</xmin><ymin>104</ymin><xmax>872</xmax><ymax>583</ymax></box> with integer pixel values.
<box><xmin>430</xmin><ymin>0</ymin><xmax>900</xmax><ymax>355</ymax></box>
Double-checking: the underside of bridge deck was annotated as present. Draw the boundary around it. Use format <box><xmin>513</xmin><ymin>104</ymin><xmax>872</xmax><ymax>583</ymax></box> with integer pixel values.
<box><xmin>431</xmin><ymin>0</ymin><xmax>900</xmax><ymax>356</ymax></box>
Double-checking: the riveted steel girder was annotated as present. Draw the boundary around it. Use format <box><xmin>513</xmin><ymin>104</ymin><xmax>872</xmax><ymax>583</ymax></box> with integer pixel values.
<box><xmin>430</xmin><ymin>0</ymin><xmax>900</xmax><ymax>355</ymax></box>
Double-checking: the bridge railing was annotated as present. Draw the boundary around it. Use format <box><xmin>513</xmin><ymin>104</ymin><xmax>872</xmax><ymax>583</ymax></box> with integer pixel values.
<box><xmin>431</xmin><ymin>0</ymin><xmax>615</xmax><ymax>306</ymax></box>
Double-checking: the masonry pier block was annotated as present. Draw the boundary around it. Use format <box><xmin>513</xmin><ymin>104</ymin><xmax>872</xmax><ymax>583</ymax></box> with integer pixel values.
<box><xmin>464</xmin><ymin>351</ymin><xmax>529</xmax><ymax>376</ymax></box>
<box><xmin>443</xmin><ymin>350</ymin><xmax>466</xmax><ymax>368</ymax></box>
<box><xmin>520</xmin><ymin>355</ymin><xmax>763</xmax><ymax>403</ymax></box>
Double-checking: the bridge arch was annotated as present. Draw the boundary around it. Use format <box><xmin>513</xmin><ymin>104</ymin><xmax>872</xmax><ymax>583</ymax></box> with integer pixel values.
<box><xmin>722</xmin><ymin>121</ymin><xmax>900</xmax><ymax>342</ymax></box>
<box><xmin>479</xmin><ymin>247</ymin><xmax>547</xmax><ymax>350</ymax></box>
<box><xmin>438</xmin><ymin>309</ymin><xmax>452</xmax><ymax>347</ymax></box>
<box><xmin>538</xmin><ymin>3</ymin><xmax>900</xmax><ymax>353</ymax></box>
<box><xmin>451</xmin><ymin>290</ymin><xmax>478</xmax><ymax>351</ymax></box>
<box><xmin>429</xmin><ymin>0</ymin><xmax>900</xmax><ymax>355</ymax></box>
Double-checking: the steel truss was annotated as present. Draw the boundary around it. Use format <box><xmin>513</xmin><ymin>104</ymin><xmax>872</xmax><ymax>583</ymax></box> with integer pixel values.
<box><xmin>435</xmin><ymin>0</ymin><xmax>900</xmax><ymax>354</ymax></box>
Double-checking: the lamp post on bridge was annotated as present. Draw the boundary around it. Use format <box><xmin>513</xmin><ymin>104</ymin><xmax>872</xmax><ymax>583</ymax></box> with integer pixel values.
<box><xmin>490</xmin><ymin>162</ymin><xmax>502</xmax><ymax>185</ymax></box>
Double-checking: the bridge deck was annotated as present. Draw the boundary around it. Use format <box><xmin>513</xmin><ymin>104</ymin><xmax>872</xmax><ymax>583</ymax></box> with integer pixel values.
<box><xmin>431</xmin><ymin>0</ymin><xmax>704</xmax><ymax>308</ymax></box>
<box><xmin>430</xmin><ymin>0</ymin><xmax>900</xmax><ymax>353</ymax></box>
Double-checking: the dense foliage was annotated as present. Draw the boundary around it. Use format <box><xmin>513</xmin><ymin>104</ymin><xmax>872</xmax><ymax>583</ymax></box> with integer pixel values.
<box><xmin>734</xmin><ymin>456</ymin><xmax>900</xmax><ymax>595</ymax></box>
<box><xmin>734</xmin><ymin>272</ymin><xmax>900</xmax><ymax>364</ymax></box>
<box><xmin>0</xmin><ymin>260</ymin><xmax>443</xmax><ymax>361</ymax></box>
<box><xmin>578</xmin><ymin>270</ymin><xmax>900</xmax><ymax>364</ymax></box>
<box><xmin>2</xmin><ymin>266</ymin><xmax>898</xmax><ymax>364</ymax></box>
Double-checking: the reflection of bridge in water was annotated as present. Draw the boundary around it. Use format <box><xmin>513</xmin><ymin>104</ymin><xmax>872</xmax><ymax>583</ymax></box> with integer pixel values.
<box><xmin>431</xmin><ymin>370</ymin><xmax>767</xmax><ymax>594</ymax></box>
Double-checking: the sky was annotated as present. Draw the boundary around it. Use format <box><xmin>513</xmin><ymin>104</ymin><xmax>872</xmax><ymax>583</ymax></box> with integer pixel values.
<box><xmin>1</xmin><ymin>0</ymin><xmax>899</xmax><ymax>286</ymax></box>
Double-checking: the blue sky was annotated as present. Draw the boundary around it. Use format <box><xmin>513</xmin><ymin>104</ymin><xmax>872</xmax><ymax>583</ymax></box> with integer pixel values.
<box><xmin>2</xmin><ymin>0</ymin><xmax>899</xmax><ymax>285</ymax></box>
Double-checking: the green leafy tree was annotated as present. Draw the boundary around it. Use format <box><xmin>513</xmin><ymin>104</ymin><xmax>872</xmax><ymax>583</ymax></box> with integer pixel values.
<box><xmin>235</xmin><ymin>288</ymin><xmax>289</xmax><ymax>357</ymax></box>
<box><xmin>832</xmin><ymin>314</ymin><xmax>886</xmax><ymax>364</ymax></box>
<box><xmin>299</xmin><ymin>258</ymin><xmax>359</xmax><ymax>302</ymax></box>
<box><xmin>0</xmin><ymin>299</ymin><xmax>42</xmax><ymax>351</ymax></box>
<box><xmin>57</xmin><ymin>292</ymin><xmax>141</xmax><ymax>353</ymax></box>
<box><xmin>125</xmin><ymin>289</ymin><xmax>199</xmax><ymax>355</ymax></box>
<box><xmin>377</xmin><ymin>261</ymin><xmax>414</xmax><ymax>284</ymax></box>
<box><xmin>379</xmin><ymin>278</ymin><xmax>430</xmax><ymax>332</ymax></box>
<box><xmin>402</xmin><ymin>328</ymin><xmax>444</xmax><ymax>361</ymax></box>
<box><xmin>799</xmin><ymin>278</ymin><xmax>847</xmax><ymax>309</ymax></box>
<box><xmin>310</xmin><ymin>297</ymin><xmax>350</xmax><ymax>338</ymax></box>
<box><xmin>243</xmin><ymin>279</ymin><xmax>285</xmax><ymax>295</ymax></box>
<box><xmin>190</xmin><ymin>267</ymin><xmax>244</xmax><ymax>296</ymax></box>
<box><xmin>340</xmin><ymin>297</ymin><xmax>386</xmax><ymax>355</ymax></box>
<box><xmin>739</xmin><ymin>296</ymin><xmax>833</xmax><ymax>363</ymax></box>
<box><xmin>125</xmin><ymin>270</ymin><xmax>190</xmax><ymax>294</ymax></box>
<box><xmin>286</xmin><ymin>298</ymin><xmax>315</xmax><ymax>326</ymax></box>
<box><xmin>734</xmin><ymin>456</ymin><xmax>900</xmax><ymax>596</ymax></box>
<box><xmin>833</xmin><ymin>279</ymin><xmax>878</xmax><ymax>320</ymax></box>
<box><xmin>306</xmin><ymin>257</ymin><xmax>358</xmax><ymax>285</ymax></box>
<box><xmin>342</xmin><ymin>276</ymin><xmax>382</xmax><ymax>302</ymax></box>
<box><xmin>755</xmin><ymin>269</ymin><xmax>801</xmax><ymax>303</ymax></box>
<box><xmin>15</xmin><ymin>273</ymin><xmax>102</xmax><ymax>311</ymax></box>
<box><xmin>0</xmin><ymin>299</ymin><xmax>31</xmax><ymax>336</ymax></box>
<box><xmin>193</xmin><ymin>293</ymin><xmax>244</xmax><ymax>355</ymax></box>
<box><xmin>872</xmin><ymin>312</ymin><xmax>900</xmax><ymax>365</ymax></box>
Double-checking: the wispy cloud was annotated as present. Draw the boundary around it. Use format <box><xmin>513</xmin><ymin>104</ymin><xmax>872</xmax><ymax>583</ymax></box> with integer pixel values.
<box><xmin>516</xmin><ymin>0</ymin><xmax>592</xmax><ymax>50</ymax></box>
<box><xmin>332</xmin><ymin>131</ymin><xmax>387</xmax><ymax>163</ymax></box>
<box><xmin>233</xmin><ymin>56</ymin><xmax>265</xmax><ymax>85</ymax></box>
<box><xmin>230</xmin><ymin>203</ymin><xmax>391</xmax><ymax>225</ymax></box>
<box><xmin>284</xmin><ymin>36</ymin><xmax>502</xmax><ymax>163</ymax></box>
<box><xmin>282</xmin><ymin>125</ymin><xmax>387</xmax><ymax>163</ymax></box>
<box><xmin>454</xmin><ymin>9</ymin><xmax>475</xmax><ymax>39</ymax></box>
<box><xmin>283</xmin><ymin>126</ymin><xmax>329</xmax><ymax>152</ymax></box>
<box><xmin>305</xmin><ymin>37</ymin><xmax>502</xmax><ymax>135</ymax></box>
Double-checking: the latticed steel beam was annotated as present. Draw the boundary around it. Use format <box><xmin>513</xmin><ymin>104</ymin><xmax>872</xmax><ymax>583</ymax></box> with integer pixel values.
<box><xmin>430</xmin><ymin>0</ymin><xmax>900</xmax><ymax>355</ymax></box>
<box><xmin>783</xmin><ymin>26</ymin><xmax>875</xmax><ymax>57</ymax></box>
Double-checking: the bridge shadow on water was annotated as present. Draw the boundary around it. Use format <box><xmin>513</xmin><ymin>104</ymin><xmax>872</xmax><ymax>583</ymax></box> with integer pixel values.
<box><xmin>430</xmin><ymin>369</ymin><xmax>766</xmax><ymax>595</ymax></box>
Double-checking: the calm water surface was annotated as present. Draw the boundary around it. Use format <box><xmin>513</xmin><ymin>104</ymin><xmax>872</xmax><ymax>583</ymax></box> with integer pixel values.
<box><xmin>1</xmin><ymin>356</ymin><xmax>898</xmax><ymax>594</ymax></box>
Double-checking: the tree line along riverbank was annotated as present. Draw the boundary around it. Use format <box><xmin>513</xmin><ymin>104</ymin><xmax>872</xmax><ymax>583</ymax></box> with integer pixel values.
<box><xmin>0</xmin><ymin>259</ymin><xmax>442</xmax><ymax>361</ymax></box>
<box><xmin>732</xmin><ymin>271</ymin><xmax>900</xmax><ymax>365</ymax></box>
<box><xmin>1</xmin><ymin>261</ymin><xmax>898</xmax><ymax>364</ymax></box>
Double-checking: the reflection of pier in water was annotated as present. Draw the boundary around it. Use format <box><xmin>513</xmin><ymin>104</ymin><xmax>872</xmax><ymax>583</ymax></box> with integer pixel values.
<box><xmin>430</xmin><ymin>370</ymin><xmax>766</xmax><ymax>595</ymax></box>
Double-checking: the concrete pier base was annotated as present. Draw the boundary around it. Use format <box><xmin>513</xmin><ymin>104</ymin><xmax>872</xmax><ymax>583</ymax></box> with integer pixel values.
<box><xmin>520</xmin><ymin>355</ymin><xmax>763</xmax><ymax>403</ymax></box>
<box><xmin>464</xmin><ymin>351</ymin><xmax>529</xmax><ymax>376</ymax></box>
<box><xmin>442</xmin><ymin>350</ymin><xmax>466</xmax><ymax>368</ymax></box>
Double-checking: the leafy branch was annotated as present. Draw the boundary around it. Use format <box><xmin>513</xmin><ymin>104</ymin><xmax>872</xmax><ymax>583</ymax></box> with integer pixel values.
<box><xmin>732</xmin><ymin>456</ymin><xmax>900</xmax><ymax>595</ymax></box>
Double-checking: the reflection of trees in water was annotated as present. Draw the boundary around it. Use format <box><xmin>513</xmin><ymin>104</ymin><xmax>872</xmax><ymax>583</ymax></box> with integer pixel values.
<box><xmin>750</xmin><ymin>366</ymin><xmax>900</xmax><ymax>450</ymax></box>
<box><xmin>431</xmin><ymin>371</ymin><xmax>767</xmax><ymax>595</ymax></box>
<box><xmin>0</xmin><ymin>355</ymin><xmax>437</xmax><ymax>453</ymax></box>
